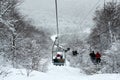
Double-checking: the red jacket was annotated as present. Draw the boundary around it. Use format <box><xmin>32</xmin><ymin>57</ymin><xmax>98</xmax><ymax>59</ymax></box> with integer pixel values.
<box><xmin>96</xmin><ymin>52</ymin><xmax>101</xmax><ymax>58</ymax></box>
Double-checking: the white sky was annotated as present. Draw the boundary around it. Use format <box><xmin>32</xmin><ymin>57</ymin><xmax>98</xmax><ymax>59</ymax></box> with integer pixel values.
<box><xmin>19</xmin><ymin>0</ymin><xmax>112</xmax><ymax>33</ymax></box>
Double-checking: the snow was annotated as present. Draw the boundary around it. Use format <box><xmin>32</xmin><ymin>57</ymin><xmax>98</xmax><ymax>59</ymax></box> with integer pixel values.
<box><xmin>1</xmin><ymin>0</ymin><xmax>119</xmax><ymax>80</ymax></box>
<box><xmin>0</xmin><ymin>63</ymin><xmax>120</xmax><ymax>80</ymax></box>
<box><xmin>51</xmin><ymin>34</ymin><xmax>57</xmax><ymax>41</ymax></box>
<box><xmin>0</xmin><ymin>18</ymin><xmax>16</xmax><ymax>33</ymax></box>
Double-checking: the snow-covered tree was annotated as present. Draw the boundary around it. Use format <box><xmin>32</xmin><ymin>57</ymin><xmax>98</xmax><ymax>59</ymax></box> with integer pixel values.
<box><xmin>86</xmin><ymin>2</ymin><xmax>120</xmax><ymax>74</ymax></box>
<box><xmin>0</xmin><ymin>0</ymin><xmax>52</xmax><ymax>72</ymax></box>
<box><xmin>88</xmin><ymin>2</ymin><xmax>120</xmax><ymax>52</ymax></box>
<box><xmin>101</xmin><ymin>41</ymin><xmax>120</xmax><ymax>73</ymax></box>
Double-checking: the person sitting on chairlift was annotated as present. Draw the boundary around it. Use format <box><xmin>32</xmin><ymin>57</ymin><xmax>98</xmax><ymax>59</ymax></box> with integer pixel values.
<box><xmin>65</xmin><ymin>48</ymin><xmax>70</xmax><ymax>52</ymax></box>
<box><xmin>95</xmin><ymin>51</ymin><xmax>101</xmax><ymax>64</ymax></box>
<box><xmin>72</xmin><ymin>50</ymin><xmax>78</xmax><ymax>56</ymax></box>
<box><xmin>89</xmin><ymin>51</ymin><xmax>96</xmax><ymax>64</ymax></box>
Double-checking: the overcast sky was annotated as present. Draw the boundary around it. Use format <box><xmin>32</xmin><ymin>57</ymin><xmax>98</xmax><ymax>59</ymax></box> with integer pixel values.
<box><xmin>19</xmin><ymin>0</ymin><xmax>112</xmax><ymax>33</ymax></box>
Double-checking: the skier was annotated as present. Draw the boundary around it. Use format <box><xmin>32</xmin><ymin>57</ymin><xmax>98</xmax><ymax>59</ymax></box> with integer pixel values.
<box><xmin>89</xmin><ymin>51</ymin><xmax>96</xmax><ymax>64</ymax></box>
<box><xmin>64</xmin><ymin>48</ymin><xmax>70</xmax><ymax>52</ymax></box>
<box><xmin>95</xmin><ymin>52</ymin><xmax>101</xmax><ymax>64</ymax></box>
<box><xmin>56</xmin><ymin>54</ymin><xmax>61</xmax><ymax>57</ymax></box>
<box><xmin>54</xmin><ymin>57</ymin><xmax>58</xmax><ymax>62</ymax></box>
<box><xmin>72</xmin><ymin>50</ymin><xmax>78</xmax><ymax>56</ymax></box>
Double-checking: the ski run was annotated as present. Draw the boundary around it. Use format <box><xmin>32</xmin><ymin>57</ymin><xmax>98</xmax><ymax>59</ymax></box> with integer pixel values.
<box><xmin>0</xmin><ymin>62</ymin><xmax>120</xmax><ymax>80</ymax></box>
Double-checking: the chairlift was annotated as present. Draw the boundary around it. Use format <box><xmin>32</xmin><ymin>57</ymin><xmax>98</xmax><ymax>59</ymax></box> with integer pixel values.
<box><xmin>72</xmin><ymin>50</ymin><xmax>79</xmax><ymax>56</ymax></box>
<box><xmin>52</xmin><ymin>37</ymin><xmax>70</xmax><ymax>66</ymax></box>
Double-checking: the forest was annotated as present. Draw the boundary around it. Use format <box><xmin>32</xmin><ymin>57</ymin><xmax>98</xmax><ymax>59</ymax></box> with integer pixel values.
<box><xmin>0</xmin><ymin>0</ymin><xmax>120</xmax><ymax>75</ymax></box>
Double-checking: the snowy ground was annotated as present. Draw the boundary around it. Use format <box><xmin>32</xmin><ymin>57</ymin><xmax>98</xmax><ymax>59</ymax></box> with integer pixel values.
<box><xmin>0</xmin><ymin>62</ymin><xmax>120</xmax><ymax>80</ymax></box>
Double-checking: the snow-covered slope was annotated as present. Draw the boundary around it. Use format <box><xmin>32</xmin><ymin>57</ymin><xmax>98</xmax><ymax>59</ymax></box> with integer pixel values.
<box><xmin>1</xmin><ymin>63</ymin><xmax>120</xmax><ymax>80</ymax></box>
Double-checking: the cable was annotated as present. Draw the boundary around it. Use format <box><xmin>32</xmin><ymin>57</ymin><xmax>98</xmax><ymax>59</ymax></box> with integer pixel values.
<box><xmin>79</xmin><ymin>0</ymin><xmax>101</xmax><ymax>30</ymax></box>
<box><xmin>55</xmin><ymin>0</ymin><xmax>59</xmax><ymax>46</ymax></box>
